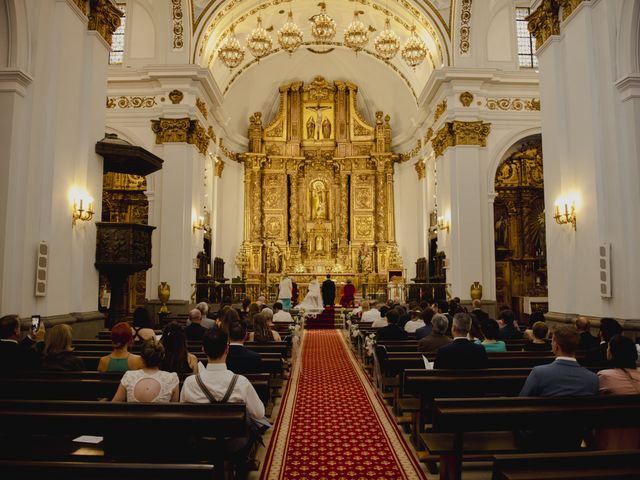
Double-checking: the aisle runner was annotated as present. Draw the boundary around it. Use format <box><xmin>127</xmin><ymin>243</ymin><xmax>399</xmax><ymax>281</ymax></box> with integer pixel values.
<box><xmin>261</xmin><ymin>330</ymin><xmax>426</xmax><ymax>479</ymax></box>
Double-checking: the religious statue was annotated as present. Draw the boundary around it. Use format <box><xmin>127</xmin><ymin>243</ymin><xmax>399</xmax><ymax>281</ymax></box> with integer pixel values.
<box><xmin>322</xmin><ymin>117</ymin><xmax>331</xmax><ymax>139</ymax></box>
<box><xmin>306</xmin><ymin>116</ymin><xmax>315</xmax><ymax>140</ymax></box>
<box><xmin>305</xmin><ymin>103</ymin><xmax>331</xmax><ymax>140</ymax></box>
<box><xmin>495</xmin><ymin>215</ymin><xmax>509</xmax><ymax>246</ymax></box>
<box><xmin>358</xmin><ymin>244</ymin><xmax>373</xmax><ymax>273</ymax></box>
<box><xmin>268</xmin><ymin>241</ymin><xmax>283</xmax><ymax>272</ymax></box>
<box><xmin>311</xmin><ymin>180</ymin><xmax>327</xmax><ymax>220</ymax></box>
<box><xmin>315</xmin><ymin>235</ymin><xmax>323</xmax><ymax>252</ymax></box>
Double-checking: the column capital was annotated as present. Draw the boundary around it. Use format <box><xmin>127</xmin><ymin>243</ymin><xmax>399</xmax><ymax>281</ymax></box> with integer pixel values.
<box><xmin>414</xmin><ymin>160</ymin><xmax>426</xmax><ymax>180</ymax></box>
<box><xmin>88</xmin><ymin>0</ymin><xmax>123</xmax><ymax>46</ymax></box>
<box><xmin>432</xmin><ymin>121</ymin><xmax>491</xmax><ymax>157</ymax></box>
<box><xmin>150</xmin><ymin>117</ymin><xmax>210</xmax><ymax>155</ymax></box>
<box><xmin>527</xmin><ymin>0</ymin><xmax>560</xmax><ymax>50</ymax></box>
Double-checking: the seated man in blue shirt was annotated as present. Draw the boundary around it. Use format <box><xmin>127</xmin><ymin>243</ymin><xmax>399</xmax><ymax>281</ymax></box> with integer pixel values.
<box><xmin>518</xmin><ymin>324</ymin><xmax>598</xmax><ymax>450</ymax></box>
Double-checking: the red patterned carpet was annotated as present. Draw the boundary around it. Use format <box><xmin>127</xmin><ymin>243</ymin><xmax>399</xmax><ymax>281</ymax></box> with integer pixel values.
<box><xmin>261</xmin><ymin>330</ymin><xmax>426</xmax><ymax>479</ymax></box>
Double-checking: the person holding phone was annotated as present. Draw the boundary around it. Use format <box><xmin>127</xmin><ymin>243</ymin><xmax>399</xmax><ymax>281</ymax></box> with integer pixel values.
<box><xmin>0</xmin><ymin>314</ymin><xmax>46</xmax><ymax>372</ymax></box>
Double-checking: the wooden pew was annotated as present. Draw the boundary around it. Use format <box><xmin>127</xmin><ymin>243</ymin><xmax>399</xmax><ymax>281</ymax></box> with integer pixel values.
<box><xmin>377</xmin><ymin>339</ymin><xmax>530</xmax><ymax>352</ymax></box>
<box><xmin>423</xmin><ymin>395</ymin><xmax>640</xmax><ymax>480</ymax></box>
<box><xmin>0</xmin><ymin>460</ymin><xmax>216</xmax><ymax>480</ymax></box>
<box><xmin>0</xmin><ymin>400</ymin><xmax>248</xmax><ymax>480</ymax></box>
<box><xmin>0</xmin><ymin>372</ymin><xmax>271</xmax><ymax>406</ymax></box>
<box><xmin>491</xmin><ymin>450</ymin><xmax>640</xmax><ymax>480</ymax></box>
<box><xmin>73</xmin><ymin>340</ymin><xmax>289</xmax><ymax>357</ymax></box>
<box><xmin>401</xmin><ymin>368</ymin><xmax>530</xmax><ymax>447</ymax></box>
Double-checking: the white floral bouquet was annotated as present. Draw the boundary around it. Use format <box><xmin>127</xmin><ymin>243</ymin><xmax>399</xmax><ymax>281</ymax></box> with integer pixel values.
<box><xmin>350</xmin><ymin>322</ymin><xmax>360</xmax><ymax>338</ymax></box>
<box><xmin>365</xmin><ymin>332</ymin><xmax>377</xmax><ymax>357</ymax></box>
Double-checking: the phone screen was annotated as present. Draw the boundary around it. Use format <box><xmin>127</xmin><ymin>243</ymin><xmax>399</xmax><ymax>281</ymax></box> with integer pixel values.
<box><xmin>31</xmin><ymin>315</ymin><xmax>41</xmax><ymax>332</ymax></box>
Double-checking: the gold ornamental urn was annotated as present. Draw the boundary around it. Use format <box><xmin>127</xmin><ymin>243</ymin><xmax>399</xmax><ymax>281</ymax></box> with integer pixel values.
<box><xmin>158</xmin><ymin>282</ymin><xmax>171</xmax><ymax>314</ymax></box>
<box><xmin>470</xmin><ymin>281</ymin><xmax>483</xmax><ymax>300</ymax></box>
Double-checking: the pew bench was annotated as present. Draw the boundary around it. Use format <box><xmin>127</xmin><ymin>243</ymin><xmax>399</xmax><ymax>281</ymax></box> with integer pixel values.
<box><xmin>0</xmin><ymin>400</ymin><xmax>248</xmax><ymax>480</ymax></box>
<box><xmin>491</xmin><ymin>450</ymin><xmax>640</xmax><ymax>480</ymax></box>
<box><xmin>421</xmin><ymin>395</ymin><xmax>640</xmax><ymax>480</ymax></box>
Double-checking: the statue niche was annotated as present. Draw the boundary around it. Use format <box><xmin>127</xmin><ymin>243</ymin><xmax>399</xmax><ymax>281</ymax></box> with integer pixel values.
<box><xmin>311</xmin><ymin>180</ymin><xmax>328</xmax><ymax>220</ymax></box>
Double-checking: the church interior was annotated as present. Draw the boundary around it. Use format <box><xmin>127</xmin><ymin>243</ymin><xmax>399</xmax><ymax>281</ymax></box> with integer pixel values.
<box><xmin>1</xmin><ymin>0</ymin><xmax>639</xmax><ymax>478</ymax></box>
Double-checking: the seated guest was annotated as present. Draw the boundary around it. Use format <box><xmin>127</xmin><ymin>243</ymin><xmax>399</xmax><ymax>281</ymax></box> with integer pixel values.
<box><xmin>195</xmin><ymin>302</ymin><xmax>216</xmax><ymax>329</ymax></box>
<box><xmin>0</xmin><ymin>314</ymin><xmax>45</xmax><ymax>372</ymax></box>
<box><xmin>98</xmin><ymin>322</ymin><xmax>142</xmax><ymax>373</ymax></box>
<box><xmin>256</xmin><ymin>295</ymin><xmax>267</xmax><ymax>308</ymax></box>
<box><xmin>597</xmin><ymin>334</ymin><xmax>640</xmax><ymax>449</ymax></box>
<box><xmin>272</xmin><ymin>302</ymin><xmax>293</xmax><ymax>323</ymax></box>
<box><xmin>249</xmin><ymin>312</ymin><xmax>282</xmax><ymax>343</ymax></box>
<box><xmin>340</xmin><ymin>279</ymin><xmax>356</xmax><ymax>307</ymax></box>
<box><xmin>477</xmin><ymin>319</ymin><xmax>506</xmax><ymax>352</ymax></box>
<box><xmin>376</xmin><ymin>309</ymin><xmax>408</xmax><ymax>341</ymax></box>
<box><xmin>470</xmin><ymin>299</ymin><xmax>489</xmax><ymax>323</ymax></box>
<box><xmin>527</xmin><ymin>309</ymin><xmax>546</xmax><ymax>329</ymax></box>
<box><xmin>181</xmin><ymin>327</ymin><xmax>267</xmax><ymax>477</ymax></box>
<box><xmin>131</xmin><ymin>307</ymin><xmax>155</xmax><ymax>343</ymax></box>
<box><xmin>160</xmin><ymin>321</ymin><xmax>198</xmax><ymax>375</ymax></box>
<box><xmin>435</xmin><ymin>313</ymin><xmax>488</xmax><ymax>369</ymax></box>
<box><xmin>218</xmin><ymin>307</ymin><xmax>242</xmax><ymax>334</ymax></box>
<box><xmin>518</xmin><ymin>325</ymin><xmax>598</xmax><ymax>450</ymax></box>
<box><xmin>361</xmin><ymin>301</ymin><xmax>382</xmax><ymax>324</ymax></box>
<box><xmin>246</xmin><ymin>302</ymin><xmax>261</xmax><ymax>329</ymax></box>
<box><xmin>41</xmin><ymin>324</ymin><xmax>84</xmax><ymax>371</ymax></box>
<box><xmin>468</xmin><ymin>316</ymin><xmax>485</xmax><ymax>343</ymax></box>
<box><xmin>576</xmin><ymin>316</ymin><xmax>599</xmax><ymax>350</ymax></box>
<box><xmin>112</xmin><ymin>339</ymin><xmax>179</xmax><ymax>403</ymax></box>
<box><xmin>497</xmin><ymin>309</ymin><xmax>523</xmax><ymax>340</ymax></box>
<box><xmin>417</xmin><ymin>314</ymin><xmax>451</xmax><ymax>353</ymax></box>
<box><xmin>240</xmin><ymin>298</ymin><xmax>252</xmax><ymax>319</ymax></box>
<box><xmin>185</xmin><ymin>308</ymin><xmax>206</xmax><ymax>341</ymax></box>
<box><xmin>415</xmin><ymin>308</ymin><xmax>435</xmax><ymax>340</ymax></box>
<box><xmin>227</xmin><ymin>321</ymin><xmax>263</xmax><ymax>374</ymax></box>
<box><xmin>523</xmin><ymin>321</ymin><xmax>551</xmax><ymax>351</ymax></box>
<box><xmin>403</xmin><ymin>309</ymin><xmax>424</xmax><ymax>333</ymax></box>
<box><xmin>372</xmin><ymin>305</ymin><xmax>389</xmax><ymax>329</ymax></box>
<box><xmin>584</xmin><ymin>317</ymin><xmax>623</xmax><ymax>366</ymax></box>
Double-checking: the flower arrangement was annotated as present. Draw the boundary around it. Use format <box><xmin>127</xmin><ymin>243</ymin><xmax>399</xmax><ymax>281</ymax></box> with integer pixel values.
<box><xmin>350</xmin><ymin>322</ymin><xmax>360</xmax><ymax>338</ymax></box>
<box><xmin>364</xmin><ymin>332</ymin><xmax>377</xmax><ymax>357</ymax></box>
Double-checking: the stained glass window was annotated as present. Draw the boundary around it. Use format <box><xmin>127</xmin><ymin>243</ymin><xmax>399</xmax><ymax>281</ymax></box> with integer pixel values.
<box><xmin>109</xmin><ymin>4</ymin><xmax>126</xmax><ymax>65</ymax></box>
<box><xmin>516</xmin><ymin>7</ymin><xmax>538</xmax><ymax>68</ymax></box>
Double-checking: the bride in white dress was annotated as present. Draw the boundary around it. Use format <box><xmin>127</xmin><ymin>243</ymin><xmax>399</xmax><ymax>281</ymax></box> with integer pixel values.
<box><xmin>296</xmin><ymin>277</ymin><xmax>323</xmax><ymax>313</ymax></box>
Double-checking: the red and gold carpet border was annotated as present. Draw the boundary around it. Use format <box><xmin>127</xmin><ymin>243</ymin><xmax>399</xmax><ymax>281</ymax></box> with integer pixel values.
<box><xmin>260</xmin><ymin>330</ymin><xmax>426</xmax><ymax>479</ymax></box>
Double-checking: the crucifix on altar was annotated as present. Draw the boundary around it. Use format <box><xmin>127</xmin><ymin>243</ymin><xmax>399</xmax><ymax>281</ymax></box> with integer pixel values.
<box><xmin>305</xmin><ymin>103</ymin><xmax>332</xmax><ymax>141</ymax></box>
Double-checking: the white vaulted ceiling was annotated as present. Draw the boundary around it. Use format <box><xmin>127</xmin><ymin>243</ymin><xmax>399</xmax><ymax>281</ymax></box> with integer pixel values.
<box><xmin>191</xmin><ymin>0</ymin><xmax>453</xmax><ymax>150</ymax></box>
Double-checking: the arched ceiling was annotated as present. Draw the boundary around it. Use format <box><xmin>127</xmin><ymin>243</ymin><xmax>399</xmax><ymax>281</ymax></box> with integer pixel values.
<box><xmin>190</xmin><ymin>0</ymin><xmax>453</xmax><ymax>149</ymax></box>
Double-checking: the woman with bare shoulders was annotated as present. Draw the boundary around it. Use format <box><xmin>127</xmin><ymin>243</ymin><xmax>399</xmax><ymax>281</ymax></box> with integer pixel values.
<box><xmin>97</xmin><ymin>322</ymin><xmax>143</xmax><ymax>373</ymax></box>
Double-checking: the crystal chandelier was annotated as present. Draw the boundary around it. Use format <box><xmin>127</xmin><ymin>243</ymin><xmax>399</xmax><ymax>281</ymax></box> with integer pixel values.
<box><xmin>401</xmin><ymin>27</ymin><xmax>428</xmax><ymax>69</ymax></box>
<box><xmin>310</xmin><ymin>2</ymin><xmax>336</xmax><ymax>44</ymax></box>
<box><xmin>278</xmin><ymin>10</ymin><xmax>304</xmax><ymax>55</ymax></box>
<box><xmin>247</xmin><ymin>15</ymin><xmax>272</xmax><ymax>60</ymax></box>
<box><xmin>344</xmin><ymin>10</ymin><xmax>369</xmax><ymax>53</ymax></box>
<box><xmin>218</xmin><ymin>26</ymin><xmax>245</xmax><ymax>69</ymax></box>
<box><xmin>374</xmin><ymin>17</ymin><xmax>400</xmax><ymax>60</ymax></box>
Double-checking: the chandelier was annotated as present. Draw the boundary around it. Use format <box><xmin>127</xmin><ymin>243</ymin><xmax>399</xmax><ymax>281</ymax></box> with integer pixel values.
<box><xmin>310</xmin><ymin>2</ymin><xmax>336</xmax><ymax>44</ymax></box>
<box><xmin>247</xmin><ymin>15</ymin><xmax>272</xmax><ymax>60</ymax></box>
<box><xmin>374</xmin><ymin>17</ymin><xmax>400</xmax><ymax>60</ymax></box>
<box><xmin>401</xmin><ymin>27</ymin><xmax>428</xmax><ymax>69</ymax></box>
<box><xmin>344</xmin><ymin>10</ymin><xmax>369</xmax><ymax>53</ymax></box>
<box><xmin>278</xmin><ymin>10</ymin><xmax>304</xmax><ymax>55</ymax></box>
<box><xmin>218</xmin><ymin>26</ymin><xmax>245</xmax><ymax>69</ymax></box>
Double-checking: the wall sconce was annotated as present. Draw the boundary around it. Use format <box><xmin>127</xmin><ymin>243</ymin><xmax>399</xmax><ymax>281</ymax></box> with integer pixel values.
<box><xmin>193</xmin><ymin>216</ymin><xmax>206</xmax><ymax>233</ymax></box>
<box><xmin>437</xmin><ymin>216</ymin><xmax>450</xmax><ymax>232</ymax></box>
<box><xmin>71</xmin><ymin>189</ymin><xmax>94</xmax><ymax>226</ymax></box>
<box><xmin>554</xmin><ymin>198</ymin><xmax>577</xmax><ymax>230</ymax></box>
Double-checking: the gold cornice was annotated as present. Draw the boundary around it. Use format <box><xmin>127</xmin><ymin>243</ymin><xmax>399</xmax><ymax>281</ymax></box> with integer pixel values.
<box><xmin>399</xmin><ymin>139</ymin><xmax>421</xmax><ymax>162</ymax></box>
<box><xmin>214</xmin><ymin>157</ymin><xmax>225</xmax><ymax>177</ymax></box>
<box><xmin>486</xmin><ymin>98</ymin><xmax>540</xmax><ymax>111</ymax></box>
<box><xmin>196</xmin><ymin>97</ymin><xmax>208</xmax><ymax>119</ymax></box>
<box><xmin>434</xmin><ymin>98</ymin><xmax>447</xmax><ymax>122</ymax></box>
<box><xmin>557</xmin><ymin>0</ymin><xmax>586</xmax><ymax>21</ymax></box>
<box><xmin>88</xmin><ymin>0</ymin><xmax>122</xmax><ymax>46</ymax></box>
<box><xmin>106</xmin><ymin>96</ymin><xmax>157</xmax><ymax>109</ymax></box>
<box><xmin>73</xmin><ymin>0</ymin><xmax>87</xmax><ymax>15</ymax></box>
<box><xmin>431</xmin><ymin>120</ymin><xmax>491</xmax><ymax>157</ymax></box>
<box><xmin>527</xmin><ymin>0</ymin><xmax>560</xmax><ymax>50</ymax></box>
<box><xmin>150</xmin><ymin>117</ymin><xmax>209</xmax><ymax>155</ymax></box>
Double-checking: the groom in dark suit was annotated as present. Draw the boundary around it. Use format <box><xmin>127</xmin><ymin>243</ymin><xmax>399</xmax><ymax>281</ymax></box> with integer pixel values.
<box><xmin>321</xmin><ymin>274</ymin><xmax>336</xmax><ymax>307</ymax></box>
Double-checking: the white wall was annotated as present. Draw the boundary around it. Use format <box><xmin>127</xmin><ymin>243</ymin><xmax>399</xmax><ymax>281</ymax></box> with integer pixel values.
<box><xmin>0</xmin><ymin>0</ymin><xmax>109</xmax><ymax>316</ymax></box>
<box><xmin>216</xmin><ymin>159</ymin><xmax>244</xmax><ymax>280</ymax></box>
<box><xmin>536</xmin><ymin>0</ymin><xmax>640</xmax><ymax>319</ymax></box>
<box><xmin>393</xmin><ymin>160</ymin><xmax>421</xmax><ymax>279</ymax></box>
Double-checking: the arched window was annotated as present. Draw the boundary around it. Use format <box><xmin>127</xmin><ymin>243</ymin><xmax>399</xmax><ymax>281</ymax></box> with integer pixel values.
<box><xmin>109</xmin><ymin>3</ymin><xmax>126</xmax><ymax>65</ymax></box>
<box><xmin>515</xmin><ymin>7</ymin><xmax>538</xmax><ymax>68</ymax></box>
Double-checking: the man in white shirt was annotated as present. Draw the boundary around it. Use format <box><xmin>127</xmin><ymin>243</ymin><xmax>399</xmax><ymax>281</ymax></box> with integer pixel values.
<box><xmin>404</xmin><ymin>309</ymin><xmax>425</xmax><ymax>333</ymax></box>
<box><xmin>181</xmin><ymin>327</ymin><xmax>266</xmax><ymax>475</ymax></box>
<box><xmin>361</xmin><ymin>301</ymin><xmax>382</xmax><ymax>324</ymax></box>
<box><xmin>272</xmin><ymin>302</ymin><xmax>293</xmax><ymax>323</ymax></box>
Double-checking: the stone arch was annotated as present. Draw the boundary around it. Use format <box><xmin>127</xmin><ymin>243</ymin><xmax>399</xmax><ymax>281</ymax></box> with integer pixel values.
<box><xmin>1</xmin><ymin>0</ymin><xmax>30</xmax><ymax>71</ymax></box>
<box><xmin>616</xmin><ymin>0</ymin><xmax>640</xmax><ymax>78</ymax></box>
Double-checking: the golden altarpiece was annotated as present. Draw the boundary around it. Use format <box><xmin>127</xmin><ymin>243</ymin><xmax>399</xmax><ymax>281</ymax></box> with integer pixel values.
<box><xmin>237</xmin><ymin>76</ymin><xmax>403</xmax><ymax>287</ymax></box>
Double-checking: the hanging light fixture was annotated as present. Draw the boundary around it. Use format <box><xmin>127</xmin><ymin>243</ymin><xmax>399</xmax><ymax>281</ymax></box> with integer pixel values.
<box><xmin>246</xmin><ymin>15</ymin><xmax>272</xmax><ymax>60</ymax></box>
<box><xmin>344</xmin><ymin>10</ymin><xmax>369</xmax><ymax>54</ymax></box>
<box><xmin>278</xmin><ymin>10</ymin><xmax>304</xmax><ymax>55</ymax></box>
<box><xmin>401</xmin><ymin>26</ymin><xmax>428</xmax><ymax>69</ymax></box>
<box><xmin>374</xmin><ymin>17</ymin><xmax>400</xmax><ymax>60</ymax></box>
<box><xmin>218</xmin><ymin>25</ymin><xmax>245</xmax><ymax>69</ymax></box>
<box><xmin>310</xmin><ymin>2</ymin><xmax>336</xmax><ymax>44</ymax></box>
